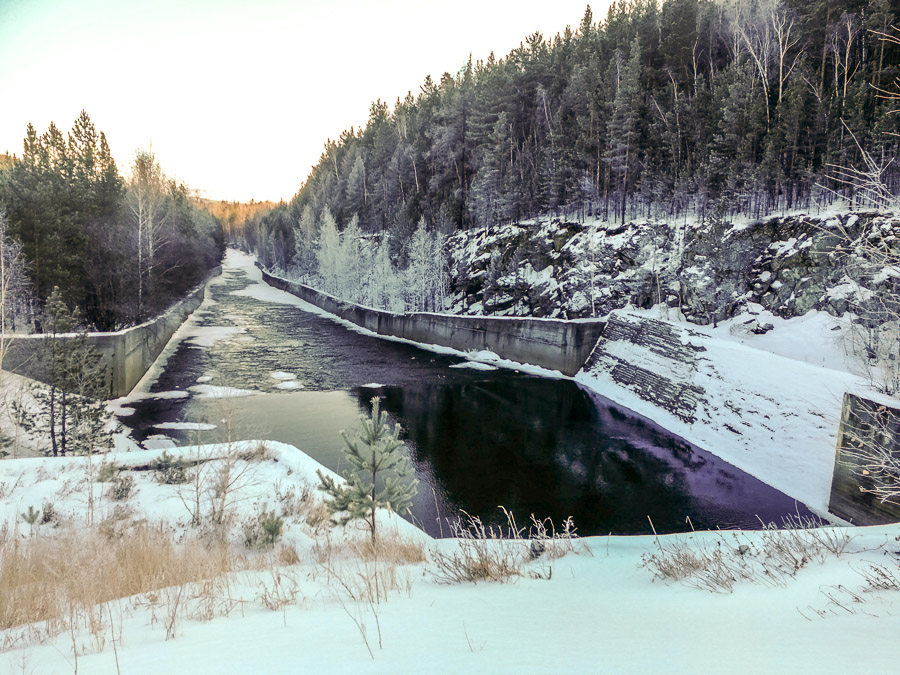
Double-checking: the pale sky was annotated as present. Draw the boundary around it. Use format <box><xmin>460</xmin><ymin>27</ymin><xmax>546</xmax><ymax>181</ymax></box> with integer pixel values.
<box><xmin>0</xmin><ymin>0</ymin><xmax>608</xmax><ymax>203</ymax></box>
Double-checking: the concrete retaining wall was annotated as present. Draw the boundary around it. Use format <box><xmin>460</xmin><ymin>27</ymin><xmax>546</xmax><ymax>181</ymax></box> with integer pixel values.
<box><xmin>2</xmin><ymin>267</ymin><xmax>221</xmax><ymax>398</ymax></box>
<box><xmin>829</xmin><ymin>393</ymin><xmax>900</xmax><ymax>525</ymax></box>
<box><xmin>260</xmin><ymin>269</ymin><xmax>605</xmax><ymax>377</ymax></box>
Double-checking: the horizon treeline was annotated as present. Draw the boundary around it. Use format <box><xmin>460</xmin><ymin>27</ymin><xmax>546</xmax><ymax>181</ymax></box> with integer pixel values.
<box><xmin>250</xmin><ymin>0</ymin><xmax>900</xmax><ymax>270</ymax></box>
<box><xmin>0</xmin><ymin>112</ymin><xmax>224</xmax><ymax>331</ymax></box>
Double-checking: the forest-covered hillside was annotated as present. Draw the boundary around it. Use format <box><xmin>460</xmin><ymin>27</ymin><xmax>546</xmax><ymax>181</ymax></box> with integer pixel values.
<box><xmin>250</xmin><ymin>0</ymin><xmax>900</xmax><ymax>272</ymax></box>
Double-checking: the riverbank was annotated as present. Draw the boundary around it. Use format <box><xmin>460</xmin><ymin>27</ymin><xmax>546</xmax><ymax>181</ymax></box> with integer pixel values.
<box><xmin>1</xmin><ymin>267</ymin><xmax>222</xmax><ymax>399</ymax></box>
<box><xmin>1</xmin><ymin>440</ymin><xmax>898</xmax><ymax>673</ymax></box>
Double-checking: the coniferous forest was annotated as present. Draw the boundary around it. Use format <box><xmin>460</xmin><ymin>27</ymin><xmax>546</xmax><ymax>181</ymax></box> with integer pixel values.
<box><xmin>250</xmin><ymin>0</ymin><xmax>900</xmax><ymax>273</ymax></box>
<box><xmin>0</xmin><ymin>112</ymin><xmax>224</xmax><ymax>331</ymax></box>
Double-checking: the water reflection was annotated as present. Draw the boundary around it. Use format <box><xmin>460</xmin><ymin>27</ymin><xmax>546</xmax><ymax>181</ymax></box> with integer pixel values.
<box><xmin>368</xmin><ymin>378</ymin><xmax>809</xmax><ymax>536</ymax></box>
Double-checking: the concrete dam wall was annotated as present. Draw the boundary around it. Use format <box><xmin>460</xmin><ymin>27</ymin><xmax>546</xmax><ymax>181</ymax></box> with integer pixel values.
<box><xmin>2</xmin><ymin>268</ymin><xmax>220</xmax><ymax>398</ymax></box>
<box><xmin>259</xmin><ymin>268</ymin><xmax>606</xmax><ymax>377</ymax></box>
<box><xmin>829</xmin><ymin>393</ymin><xmax>900</xmax><ymax>525</ymax></box>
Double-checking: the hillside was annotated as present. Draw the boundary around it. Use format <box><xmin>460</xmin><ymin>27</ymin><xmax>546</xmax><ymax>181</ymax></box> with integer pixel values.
<box><xmin>202</xmin><ymin>198</ymin><xmax>277</xmax><ymax>240</ymax></box>
<box><xmin>249</xmin><ymin>0</ymin><xmax>900</xmax><ymax>272</ymax></box>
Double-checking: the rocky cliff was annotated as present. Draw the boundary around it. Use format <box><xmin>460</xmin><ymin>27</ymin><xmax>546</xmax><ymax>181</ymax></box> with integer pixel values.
<box><xmin>446</xmin><ymin>211</ymin><xmax>899</xmax><ymax>326</ymax></box>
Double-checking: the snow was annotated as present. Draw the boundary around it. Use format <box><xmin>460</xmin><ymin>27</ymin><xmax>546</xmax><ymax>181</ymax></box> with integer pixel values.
<box><xmin>577</xmin><ymin>309</ymin><xmax>869</xmax><ymax>515</ymax></box>
<box><xmin>8</xmin><ymin>248</ymin><xmax>897</xmax><ymax>670</ymax></box>
<box><xmin>629</xmin><ymin>304</ymin><xmax>859</xmax><ymax>376</ymax></box>
<box><xmin>188</xmin><ymin>384</ymin><xmax>259</xmax><ymax>399</ymax></box>
<box><xmin>2</xmin><ymin>442</ymin><xmax>899</xmax><ymax>673</ymax></box>
<box><xmin>153</xmin><ymin>422</ymin><xmax>217</xmax><ymax>431</ymax></box>
<box><xmin>449</xmin><ymin>361</ymin><xmax>498</xmax><ymax>371</ymax></box>
<box><xmin>185</xmin><ymin>325</ymin><xmax>245</xmax><ymax>347</ymax></box>
<box><xmin>825</xmin><ymin>276</ymin><xmax>874</xmax><ymax>303</ymax></box>
<box><xmin>142</xmin><ymin>434</ymin><xmax>177</xmax><ymax>449</ymax></box>
<box><xmin>135</xmin><ymin>390</ymin><xmax>190</xmax><ymax>401</ymax></box>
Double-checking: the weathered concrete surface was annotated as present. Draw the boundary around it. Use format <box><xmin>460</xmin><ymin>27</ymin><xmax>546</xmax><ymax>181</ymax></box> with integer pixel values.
<box><xmin>583</xmin><ymin>313</ymin><xmax>708</xmax><ymax>423</ymax></box>
<box><xmin>829</xmin><ymin>393</ymin><xmax>900</xmax><ymax>525</ymax></box>
<box><xmin>2</xmin><ymin>268</ymin><xmax>221</xmax><ymax>398</ymax></box>
<box><xmin>260</xmin><ymin>268</ymin><xmax>605</xmax><ymax>377</ymax></box>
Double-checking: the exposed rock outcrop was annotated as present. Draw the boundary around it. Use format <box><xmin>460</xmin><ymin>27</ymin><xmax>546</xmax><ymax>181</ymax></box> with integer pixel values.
<box><xmin>446</xmin><ymin>212</ymin><xmax>899</xmax><ymax>326</ymax></box>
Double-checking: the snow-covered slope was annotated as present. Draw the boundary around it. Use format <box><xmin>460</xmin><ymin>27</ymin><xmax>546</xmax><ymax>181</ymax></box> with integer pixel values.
<box><xmin>2</xmin><ymin>441</ymin><xmax>899</xmax><ymax>674</ymax></box>
<box><xmin>577</xmin><ymin>309</ymin><xmax>864</xmax><ymax>515</ymax></box>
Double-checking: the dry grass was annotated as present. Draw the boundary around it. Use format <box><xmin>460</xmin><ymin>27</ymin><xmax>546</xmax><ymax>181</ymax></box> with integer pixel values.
<box><xmin>273</xmin><ymin>479</ymin><xmax>330</xmax><ymax>530</ymax></box>
<box><xmin>430</xmin><ymin>508</ymin><xmax>584</xmax><ymax>584</ymax></box>
<box><xmin>352</xmin><ymin>535</ymin><xmax>427</xmax><ymax>565</ymax></box>
<box><xmin>0</xmin><ymin>522</ymin><xmax>240</xmax><ymax>631</ymax></box>
<box><xmin>431</xmin><ymin>513</ymin><xmax>524</xmax><ymax>584</ymax></box>
<box><xmin>641</xmin><ymin>514</ymin><xmax>854</xmax><ymax>593</ymax></box>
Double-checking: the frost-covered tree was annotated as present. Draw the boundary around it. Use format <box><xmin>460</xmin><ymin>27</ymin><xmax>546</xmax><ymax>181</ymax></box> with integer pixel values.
<box><xmin>368</xmin><ymin>238</ymin><xmax>402</xmax><ymax>311</ymax></box>
<box><xmin>431</xmin><ymin>229</ymin><xmax>449</xmax><ymax>311</ymax></box>
<box><xmin>406</xmin><ymin>218</ymin><xmax>432</xmax><ymax>311</ymax></box>
<box><xmin>339</xmin><ymin>214</ymin><xmax>364</xmax><ymax>303</ymax></box>
<box><xmin>315</xmin><ymin>207</ymin><xmax>341</xmax><ymax>295</ymax></box>
<box><xmin>0</xmin><ymin>210</ymin><xmax>29</xmax><ymax>367</ymax></box>
<box><xmin>127</xmin><ymin>149</ymin><xmax>171</xmax><ymax>318</ymax></box>
<box><xmin>317</xmin><ymin>397</ymin><xmax>418</xmax><ymax>542</ymax></box>
<box><xmin>293</xmin><ymin>203</ymin><xmax>318</xmax><ymax>274</ymax></box>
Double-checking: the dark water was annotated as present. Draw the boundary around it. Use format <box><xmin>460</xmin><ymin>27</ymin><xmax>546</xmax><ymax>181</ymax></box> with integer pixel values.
<box><xmin>121</xmin><ymin>255</ymin><xmax>811</xmax><ymax>536</ymax></box>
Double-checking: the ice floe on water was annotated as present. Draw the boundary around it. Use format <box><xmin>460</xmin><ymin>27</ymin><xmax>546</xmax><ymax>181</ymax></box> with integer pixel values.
<box><xmin>186</xmin><ymin>326</ymin><xmax>245</xmax><ymax>347</ymax></box>
<box><xmin>275</xmin><ymin>381</ymin><xmax>304</xmax><ymax>390</ymax></box>
<box><xmin>270</xmin><ymin>371</ymin><xmax>297</xmax><ymax>380</ymax></box>
<box><xmin>196</xmin><ymin>375</ymin><xmax>214</xmax><ymax>383</ymax></box>
<box><xmin>360</xmin><ymin>383</ymin><xmax>385</xmax><ymax>388</ymax></box>
<box><xmin>138</xmin><ymin>390</ymin><xmax>190</xmax><ymax>400</ymax></box>
<box><xmin>143</xmin><ymin>434</ymin><xmax>177</xmax><ymax>449</ymax></box>
<box><xmin>449</xmin><ymin>361</ymin><xmax>498</xmax><ymax>371</ymax></box>
<box><xmin>154</xmin><ymin>422</ymin><xmax>217</xmax><ymax>431</ymax></box>
<box><xmin>188</xmin><ymin>384</ymin><xmax>259</xmax><ymax>399</ymax></box>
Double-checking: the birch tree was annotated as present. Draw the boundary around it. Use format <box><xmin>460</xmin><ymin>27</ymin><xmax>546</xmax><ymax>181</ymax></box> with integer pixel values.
<box><xmin>0</xmin><ymin>210</ymin><xmax>28</xmax><ymax>369</ymax></box>
<box><xmin>127</xmin><ymin>149</ymin><xmax>171</xmax><ymax>318</ymax></box>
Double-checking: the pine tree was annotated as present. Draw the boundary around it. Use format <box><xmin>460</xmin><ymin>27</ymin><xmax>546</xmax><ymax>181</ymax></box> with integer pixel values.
<box><xmin>317</xmin><ymin>397</ymin><xmax>418</xmax><ymax>542</ymax></box>
<box><xmin>17</xmin><ymin>288</ymin><xmax>110</xmax><ymax>456</ymax></box>
<box><xmin>604</xmin><ymin>38</ymin><xmax>644</xmax><ymax>223</ymax></box>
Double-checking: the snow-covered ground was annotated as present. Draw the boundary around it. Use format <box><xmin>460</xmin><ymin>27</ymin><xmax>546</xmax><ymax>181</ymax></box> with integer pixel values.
<box><xmin>1</xmin><ymin>441</ymin><xmax>899</xmax><ymax>673</ymax></box>
<box><xmin>576</xmin><ymin>307</ymin><xmax>872</xmax><ymax>518</ymax></box>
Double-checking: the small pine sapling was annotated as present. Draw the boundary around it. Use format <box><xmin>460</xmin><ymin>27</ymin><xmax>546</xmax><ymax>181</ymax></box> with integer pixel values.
<box><xmin>317</xmin><ymin>397</ymin><xmax>418</xmax><ymax>542</ymax></box>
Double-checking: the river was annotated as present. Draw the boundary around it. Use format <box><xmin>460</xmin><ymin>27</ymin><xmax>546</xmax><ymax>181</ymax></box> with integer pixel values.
<box><xmin>118</xmin><ymin>250</ymin><xmax>811</xmax><ymax>536</ymax></box>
